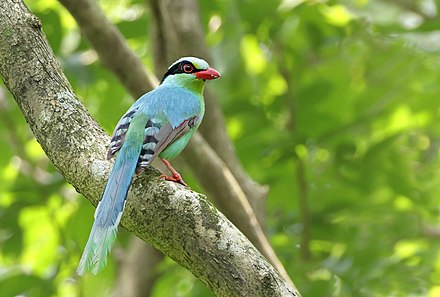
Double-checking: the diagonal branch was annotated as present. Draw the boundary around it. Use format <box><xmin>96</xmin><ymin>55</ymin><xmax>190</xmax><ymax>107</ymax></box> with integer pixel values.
<box><xmin>0</xmin><ymin>1</ymin><xmax>300</xmax><ymax>296</ymax></box>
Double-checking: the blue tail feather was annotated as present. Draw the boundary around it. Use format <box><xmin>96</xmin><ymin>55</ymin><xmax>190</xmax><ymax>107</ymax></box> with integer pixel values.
<box><xmin>77</xmin><ymin>144</ymin><xmax>141</xmax><ymax>275</ymax></box>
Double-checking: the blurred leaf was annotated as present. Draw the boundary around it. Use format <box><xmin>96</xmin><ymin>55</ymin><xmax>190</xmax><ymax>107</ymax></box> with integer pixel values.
<box><xmin>0</xmin><ymin>274</ymin><xmax>54</xmax><ymax>297</ymax></box>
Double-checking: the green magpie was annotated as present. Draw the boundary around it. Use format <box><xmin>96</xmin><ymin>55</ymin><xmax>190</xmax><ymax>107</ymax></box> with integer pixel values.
<box><xmin>77</xmin><ymin>57</ymin><xmax>220</xmax><ymax>275</ymax></box>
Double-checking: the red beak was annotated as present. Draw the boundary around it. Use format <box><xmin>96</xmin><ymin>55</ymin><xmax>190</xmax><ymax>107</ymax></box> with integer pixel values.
<box><xmin>194</xmin><ymin>67</ymin><xmax>221</xmax><ymax>80</ymax></box>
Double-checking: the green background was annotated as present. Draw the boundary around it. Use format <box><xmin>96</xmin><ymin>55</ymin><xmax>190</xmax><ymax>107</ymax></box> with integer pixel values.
<box><xmin>1</xmin><ymin>0</ymin><xmax>440</xmax><ymax>296</ymax></box>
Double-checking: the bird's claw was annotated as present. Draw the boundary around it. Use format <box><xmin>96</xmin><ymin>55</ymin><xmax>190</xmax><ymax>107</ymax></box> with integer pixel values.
<box><xmin>158</xmin><ymin>173</ymin><xmax>188</xmax><ymax>187</ymax></box>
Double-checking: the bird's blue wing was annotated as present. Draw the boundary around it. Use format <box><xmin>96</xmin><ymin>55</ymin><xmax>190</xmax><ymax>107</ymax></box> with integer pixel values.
<box><xmin>107</xmin><ymin>106</ymin><xmax>140</xmax><ymax>160</ymax></box>
<box><xmin>137</xmin><ymin>115</ymin><xmax>200</xmax><ymax>170</ymax></box>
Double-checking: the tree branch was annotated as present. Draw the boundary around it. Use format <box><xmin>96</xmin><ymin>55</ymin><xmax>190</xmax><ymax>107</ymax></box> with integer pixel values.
<box><xmin>0</xmin><ymin>1</ymin><xmax>299</xmax><ymax>296</ymax></box>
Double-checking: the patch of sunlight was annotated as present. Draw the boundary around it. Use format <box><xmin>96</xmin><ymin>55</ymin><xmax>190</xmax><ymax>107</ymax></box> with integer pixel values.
<box><xmin>371</xmin><ymin>104</ymin><xmax>415</xmax><ymax>142</ymax></box>
<box><xmin>0</xmin><ymin>192</ymin><xmax>14</xmax><ymax>207</ymax></box>
<box><xmin>308</xmin><ymin>268</ymin><xmax>332</xmax><ymax>281</ymax></box>
<box><xmin>320</xmin><ymin>4</ymin><xmax>354</xmax><ymax>27</ymax></box>
<box><xmin>278</xmin><ymin>0</ymin><xmax>305</xmax><ymax>12</ymax></box>
<box><xmin>206</xmin><ymin>15</ymin><xmax>224</xmax><ymax>46</ymax></box>
<box><xmin>393</xmin><ymin>195</ymin><xmax>414</xmax><ymax>211</ymax></box>
<box><xmin>356</xmin><ymin>0</ymin><xmax>368</xmax><ymax>6</ymax></box>
<box><xmin>226</xmin><ymin>117</ymin><xmax>243</xmax><ymax>141</ymax></box>
<box><xmin>30</xmin><ymin>0</ymin><xmax>76</xmax><ymax>29</ymax></box>
<box><xmin>29</xmin><ymin>0</ymin><xmax>58</xmax><ymax>11</ymax></box>
<box><xmin>295</xmin><ymin>144</ymin><xmax>308</xmax><ymax>160</ymax></box>
<box><xmin>57</xmin><ymin>6</ymin><xmax>77</xmax><ymax>30</ymax></box>
<box><xmin>316</xmin><ymin>148</ymin><xmax>330</xmax><ymax>162</ymax></box>
<box><xmin>25</xmin><ymin>138</ymin><xmax>45</xmax><ymax>161</ymax></box>
<box><xmin>265</xmin><ymin>74</ymin><xmax>288</xmax><ymax>100</ymax></box>
<box><xmin>388</xmin><ymin>104</ymin><xmax>413</xmax><ymax>132</ymax></box>
<box><xmin>429</xmin><ymin>286</ymin><xmax>440</xmax><ymax>297</ymax></box>
<box><xmin>272</xmin><ymin>233</ymin><xmax>290</xmax><ymax>248</ymax></box>
<box><xmin>393</xmin><ymin>239</ymin><xmax>427</xmax><ymax>261</ymax></box>
<box><xmin>57</xmin><ymin>281</ymin><xmax>77</xmax><ymax>297</ymax></box>
<box><xmin>240</xmin><ymin>35</ymin><xmax>266</xmax><ymax>75</ymax></box>
<box><xmin>78</xmin><ymin>50</ymin><xmax>98</xmax><ymax>66</ymax></box>
<box><xmin>1</xmin><ymin>156</ymin><xmax>20</xmax><ymax>184</ymax></box>
<box><xmin>331</xmin><ymin>243</ymin><xmax>346</xmax><ymax>259</ymax></box>
<box><xmin>20</xmin><ymin>203</ymin><xmax>59</xmax><ymax>275</ymax></box>
<box><xmin>310</xmin><ymin>240</ymin><xmax>333</xmax><ymax>254</ymax></box>
<box><xmin>101</xmin><ymin>0</ymin><xmax>146</xmax><ymax>22</ymax></box>
<box><xmin>61</xmin><ymin>29</ymin><xmax>82</xmax><ymax>57</ymax></box>
<box><xmin>208</xmin><ymin>15</ymin><xmax>222</xmax><ymax>33</ymax></box>
<box><xmin>120</xmin><ymin>5</ymin><xmax>145</xmax><ymax>23</ymax></box>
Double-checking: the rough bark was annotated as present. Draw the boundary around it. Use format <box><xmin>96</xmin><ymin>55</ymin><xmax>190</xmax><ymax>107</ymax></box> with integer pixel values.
<box><xmin>0</xmin><ymin>1</ymin><xmax>300</xmax><ymax>296</ymax></box>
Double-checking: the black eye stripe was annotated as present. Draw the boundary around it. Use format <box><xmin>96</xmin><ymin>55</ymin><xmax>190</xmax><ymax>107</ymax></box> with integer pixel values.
<box><xmin>160</xmin><ymin>61</ymin><xmax>204</xmax><ymax>83</ymax></box>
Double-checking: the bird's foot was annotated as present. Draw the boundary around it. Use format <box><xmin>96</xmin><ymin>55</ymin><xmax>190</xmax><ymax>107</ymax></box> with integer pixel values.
<box><xmin>159</xmin><ymin>158</ymin><xmax>188</xmax><ymax>187</ymax></box>
<box><xmin>159</xmin><ymin>173</ymin><xmax>188</xmax><ymax>187</ymax></box>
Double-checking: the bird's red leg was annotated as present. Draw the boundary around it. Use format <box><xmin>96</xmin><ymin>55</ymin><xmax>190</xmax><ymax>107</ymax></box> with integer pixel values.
<box><xmin>158</xmin><ymin>158</ymin><xmax>188</xmax><ymax>187</ymax></box>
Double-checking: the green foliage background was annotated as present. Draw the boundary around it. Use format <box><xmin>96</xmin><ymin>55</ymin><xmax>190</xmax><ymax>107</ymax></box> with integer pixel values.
<box><xmin>1</xmin><ymin>0</ymin><xmax>440</xmax><ymax>296</ymax></box>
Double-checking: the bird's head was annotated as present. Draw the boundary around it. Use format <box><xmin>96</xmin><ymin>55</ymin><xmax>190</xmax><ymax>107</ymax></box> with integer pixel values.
<box><xmin>160</xmin><ymin>57</ymin><xmax>220</xmax><ymax>92</ymax></box>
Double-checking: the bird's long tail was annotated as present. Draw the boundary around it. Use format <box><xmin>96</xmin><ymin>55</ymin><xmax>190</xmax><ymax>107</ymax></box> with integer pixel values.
<box><xmin>77</xmin><ymin>144</ymin><xmax>140</xmax><ymax>275</ymax></box>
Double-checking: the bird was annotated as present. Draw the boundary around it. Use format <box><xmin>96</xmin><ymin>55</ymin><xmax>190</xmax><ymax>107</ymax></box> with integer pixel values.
<box><xmin>76</xmin><ymin>57</ymin><xmax>220</xmax><ymax>275</ymax></box>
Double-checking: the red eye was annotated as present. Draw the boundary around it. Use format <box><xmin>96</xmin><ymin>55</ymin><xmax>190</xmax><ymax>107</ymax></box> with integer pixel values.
<box><xmin>182</xmin><ymin>63</ymin><xmax>194</xmax><ymax>73</ymax></box>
